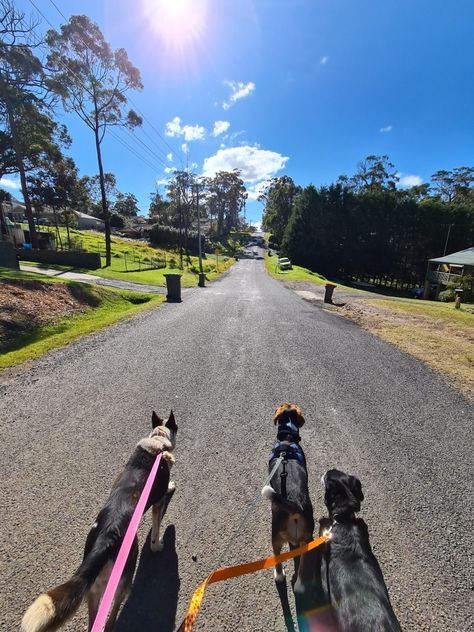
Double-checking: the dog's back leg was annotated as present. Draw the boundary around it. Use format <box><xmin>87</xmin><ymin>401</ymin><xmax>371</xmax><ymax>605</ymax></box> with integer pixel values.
<box><xmin>272</xmin><ymin>533</ymin><xmax>286</xmax><ymax>582</ymax></box>
<box><xmin>150</xmin><ymin>481</ymin><xmax>176</xmax><ymax>552</ymax></box>
<box><xmin>87</xmin><ymin>538</ymin><xmax>138</xmax><ymax>632</ymax></box>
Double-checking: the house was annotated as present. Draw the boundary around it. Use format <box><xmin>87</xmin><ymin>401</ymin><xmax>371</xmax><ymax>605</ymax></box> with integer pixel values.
<box><xmin>74</xmin><ymin>211</ymin><xmax>105</xmax><ymax>230</ymax></box>
<box><xmin>1</xmin><ymin>196</ymin><xmax>26</xmax><ymax>222</ymax></box>
<box><xmin>424</xmin><ymin>247</ymin><xmax>474</xmax><ymax>298</ymax></box>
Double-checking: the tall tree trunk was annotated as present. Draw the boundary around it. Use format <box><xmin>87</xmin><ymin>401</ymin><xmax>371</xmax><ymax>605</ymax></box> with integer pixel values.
<box><xmin>94</xmin><ymin>128</ymin><xmax>110</xmax><ymax>266</ymax></box>
<box><xmin>4</xmin><ymin>96</ymin><xmax>39</xmax><ymax>248</ymax></box>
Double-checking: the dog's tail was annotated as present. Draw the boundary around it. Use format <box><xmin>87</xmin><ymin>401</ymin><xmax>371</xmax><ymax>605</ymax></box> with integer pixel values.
<box><xmin>261</xmin><ymin>485</ymin><xmax>304</xmax><ymax>514</ymax></box>
<box><xmin>22</xmin><ymin>535</ymin><xmax>112</xmax><ymax>632</ymax></box>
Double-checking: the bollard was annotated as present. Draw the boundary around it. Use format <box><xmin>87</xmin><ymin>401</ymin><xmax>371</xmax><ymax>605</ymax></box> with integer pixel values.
<box><xmin>454</xmin><ymin>288</ymin><xmax>463</xmax><ymax>309</ymax></box>
<box><xmin>164</xmin><ymin>273</ymin><xmax>182</xmax><ymax>302</ymax></box>
<box><xmin>198</xmin><ymin>272</ymin><xmax>206</xmax><ymax>288</ymax></box>
<box><xmin>324</xmin><ymin>282</ymin><xmax>337</xmax><ymax>304</ymax></box>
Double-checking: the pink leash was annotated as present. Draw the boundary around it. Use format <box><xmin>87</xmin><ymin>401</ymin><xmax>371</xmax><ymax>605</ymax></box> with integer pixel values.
<box><xmin>90</xmin><ymin>452</ymin><xmax>163</xmax><ymax>632</ymax></box>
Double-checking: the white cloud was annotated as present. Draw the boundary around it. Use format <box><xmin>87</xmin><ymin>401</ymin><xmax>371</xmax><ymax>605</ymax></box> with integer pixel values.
<box><xmin>212</xmin><ymin>120</ymin><xmax>230</xmax><ymax>137</ymax></box>
<box><xmin>222</xmin><ymin>80</ymin><xmax>255</xmax><ymax>109</ymax></box>
<box><xmin>320</xmin><ymin>56</ymin><xmax>329</xmax><ymax>65</ymax></box>
<box><xmin>397</xmin><ymin>173</ymin><xmax>423</xmax><ymax>187</ymax></box>
<box><xmin>202</xmin><ymin>145</ymin><xmax>288</xmax><ymax>183</ymax></box>
<box><xmin>156</xmin><ymin>178</ymin><xmax>171</xmax><ymax>186</ymax></box>
<box><xmin>0</xmin><ymin>176</ymin><xmax>20</xmax><ymax>190</ymax></box>
<box><xmin>181</xmin><ymin>142</ymin><xmax>189</xmax><ymax>153</ymax></box>
<box><xmin>164</xmin><ymin>166</ymin><xmax>173</xmax><ymax>174</ymax></box>
<box><xmin>166</xmin><ymin>152</ymin><xmax>173</xmax><ymax>161</ymax></box>
<box><xmin>165</xmin><ymin>116</ymin><xmax>205</xmax><ymax>141</ymax></box>
<box><xmin>246</xmin><ymin>180</ymin><xmax>270</xmax><ymax>201</ymax></box>
<box><xmin>380</xmin><ymin>125</ymin><xmax>393</xmax><ymax>133</ymax></box>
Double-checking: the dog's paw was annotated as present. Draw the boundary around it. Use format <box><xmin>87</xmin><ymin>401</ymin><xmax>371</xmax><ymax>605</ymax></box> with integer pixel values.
<box><xmin>274</xmin><ymin>567</ymin><xmax>286</xmax><ymax>583</ymax></box>
<box><xmin>162</xmin><ymin>451</ymin><xmax>175</xmax><ymax>464</ymax></box>
<box><xmin>293</xmin><ymin>577</ymin><xmax>306</xmax><ymax>595</ymax></box>
<box><xmin>150</xmin><ymin>537</ymin><xmax>164</xmax><ymax>553</ymax></box>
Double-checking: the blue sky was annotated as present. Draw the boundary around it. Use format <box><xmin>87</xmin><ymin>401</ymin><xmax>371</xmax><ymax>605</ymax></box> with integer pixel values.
<box><xmin>3</xmin><ymin>0</ymin><xmax>474</xmax><ymax>223</ymax></box>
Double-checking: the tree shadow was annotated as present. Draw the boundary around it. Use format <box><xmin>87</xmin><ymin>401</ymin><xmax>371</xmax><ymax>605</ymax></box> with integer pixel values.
<box><xmin>116</xmin><ymin>525</ymin><xmax>180</xmax><ymax>632</ymax></box>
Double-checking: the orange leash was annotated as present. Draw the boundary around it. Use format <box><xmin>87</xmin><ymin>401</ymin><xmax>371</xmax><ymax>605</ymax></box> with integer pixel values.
<box><xmin>178</xmin><ymin>533</ymin><xmax>330</xmax><ymax>632</ymax></box>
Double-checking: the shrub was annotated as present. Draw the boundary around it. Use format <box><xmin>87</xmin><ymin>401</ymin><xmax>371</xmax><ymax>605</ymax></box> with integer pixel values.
<box><xmin>149</xmin><ymin>223</ymin><xmax>206</xmax><ymax>255</ymax></box>
<box><xmin>438</xmin><ymin>289</ymin><xmax>455</xmax><ymax>302</ymax></box>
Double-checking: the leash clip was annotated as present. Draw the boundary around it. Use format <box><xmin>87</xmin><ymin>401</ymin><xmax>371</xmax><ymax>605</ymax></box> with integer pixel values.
<box><xmin>322</xmin><ymin>524</ymin><xmax>334</xmax><ymax>540</ymax></box>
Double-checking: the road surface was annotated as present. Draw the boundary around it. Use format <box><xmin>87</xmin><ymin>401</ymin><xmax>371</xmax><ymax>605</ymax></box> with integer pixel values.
<box><xmin>1</xmin><ymin>250</ymin><xmax>472</xmax><ymax>631</ymax></box>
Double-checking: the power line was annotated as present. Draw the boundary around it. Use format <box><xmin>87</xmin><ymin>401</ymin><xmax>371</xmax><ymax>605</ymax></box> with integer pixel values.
<box><xmin>45</xmin><ymin>0</ymin><xmax>186</xmax><ymax>167</ymax></box>
<box><xmin>25</xmin><ymin>0</ymin><xmax>169</xmax><ymax>175</ymax></box>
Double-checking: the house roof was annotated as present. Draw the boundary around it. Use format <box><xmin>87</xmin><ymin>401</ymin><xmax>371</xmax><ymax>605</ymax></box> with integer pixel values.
<box><xmin>74</xmin><ymin>211</ymin><xmax>104</xmax><ymax>222</ymax></box>
<box><xmin>429</xmin><ymin>247</ymin><xmax>474</xmax><ymax>265</ymax></box>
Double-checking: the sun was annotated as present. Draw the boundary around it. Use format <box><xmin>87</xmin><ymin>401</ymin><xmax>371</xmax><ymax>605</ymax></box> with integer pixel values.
<box><xmin>143</xmin><ymin>0</ymin><xmax>208</xmax><ymax>52</ymax></box>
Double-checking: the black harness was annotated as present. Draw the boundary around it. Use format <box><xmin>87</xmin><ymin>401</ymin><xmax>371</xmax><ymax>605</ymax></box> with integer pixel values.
<box><xmin>268</xmin><ymin>410</ymin><xmax>305</xmax><ymax>498</ymax></box>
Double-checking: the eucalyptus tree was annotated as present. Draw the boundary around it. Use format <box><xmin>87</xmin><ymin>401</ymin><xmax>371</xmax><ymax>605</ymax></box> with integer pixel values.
<box><xmin>0</xmin><ymin>0</ymin><xmax>64</xmax><ymax>247</ymax></box>
<box><xmin>46</xmin><ymin>15</ymin><xmax>143</xmax><ymax>265</ymax></box>
<box><xmin>261</xmin><ymin>175</ymin><xmax>301</xmax><ymax>243</ymax></box>
<box><xmin>28</xmin><ymin>155</ymin><xmax>89</xmax><ymax>248</ymax></box>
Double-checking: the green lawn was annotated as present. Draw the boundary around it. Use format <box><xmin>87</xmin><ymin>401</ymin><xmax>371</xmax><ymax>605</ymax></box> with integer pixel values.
<box><xmin>0</xmin><ymin>268</ymin><xmax>164</xmax><ymax>369</ymax></box>
<box><xmin>264</xmin><ymin>252</ymin><xmax>328</xmax><ymax>284</ymax></box>
<box><xmin>372</xmin><ymin>298</ymin><xmax>474</xmax><ymax>326</ymax></box>
<box><xmin>19</xmin><ymin>226</ymin><xmax>234</xmax><ymax>287</ymax></box>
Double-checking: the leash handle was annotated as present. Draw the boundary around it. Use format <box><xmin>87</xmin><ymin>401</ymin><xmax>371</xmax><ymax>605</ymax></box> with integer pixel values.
<box><xmin>90</xmin><ymin>452</ymin><xmax>163</xmax><ymax>632</ymax></box>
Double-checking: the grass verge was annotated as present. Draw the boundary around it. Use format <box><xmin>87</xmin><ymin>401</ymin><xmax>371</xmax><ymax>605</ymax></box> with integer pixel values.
<box><xmin>341</xmin><ymin>298</ymin><xmax>474</xmax><ymax>399</ymax></box>
<box><xmin>19</xmin><ymin>227</ymin><xmax>234</xmax><ymax>287</ymax></box>
<box><xmin>264</xmin><ymin>252</ymin><xmax>328</xmax><ymax>284</ymax></box>
<box><xmin>0</xmin><ymin>269</ymin><xmax>164</xmax><ymax>369</ymax></box>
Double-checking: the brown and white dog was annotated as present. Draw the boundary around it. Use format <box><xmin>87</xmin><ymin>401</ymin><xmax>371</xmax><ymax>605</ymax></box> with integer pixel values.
<box><xmin>22</xmin><ymin>411</ymin><xmax>178</xmax><ymax>632</ymax></box>
<box><xmin>262</xmin><ymin>403</ymin><xmax>314</xmax><ymax>593</ymax></box>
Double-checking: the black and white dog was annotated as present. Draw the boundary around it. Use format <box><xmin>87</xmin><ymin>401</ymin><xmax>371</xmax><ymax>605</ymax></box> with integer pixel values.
<box><xmin>319</xmin><ymin>469</ymin><xmax>401</xmax><ymax>632</ymax></box>
<box><xmin>22</xmin><ymin>411</ymin><xmax>178</xmax><ymax>632</ymax></box>
<box><xmin>262</xmin><ymin>403</ymin><xmax>314</xmax><ymax>592</ymax></box>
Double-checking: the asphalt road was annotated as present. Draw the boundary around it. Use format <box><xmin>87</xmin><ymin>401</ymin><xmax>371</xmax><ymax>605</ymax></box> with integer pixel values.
<box><xmin>1</xmin><ymin>250</ymin><xmax>472</xmax><ymax>631</ymax></box>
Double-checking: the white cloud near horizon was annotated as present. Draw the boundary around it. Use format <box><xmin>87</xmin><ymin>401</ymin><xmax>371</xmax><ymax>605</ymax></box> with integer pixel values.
<box><xmin>165</xmin><ymin>116</ymin><xmax>205</xmax><ymax>141</ymax></box>
<box><xmin>246</xmin><ymin>180</ymin><xmax>270</xmax><ymax>201</ymax></box>
<box><xmin>397</xmin><ymin>173</ymin><xmax>423</xmax><ymax>187</ymax></box>
<box><xmin>212</xmin><ymin>120</ymin><xmax>230</xmax><ymax>137</ymax></box>
<box><xmin>380</xmin><ymin>125</ymin><xmax>393</xmax><ymax>133</ymax></box>
<box><xmin>222</xmin><ymin>80</ymin><xmax>255</xmax><ymax>109</ymax></box>
<box><xmin>320</xmin><ymin>56</ymin><xmax>329</xmax><ymax>65</ymax></box>
<box><xmin>0</xmin><ymin>176</ymin><xmax>20</xmax><ymax>190</ymax></box>
<box><xmin>202</xmin><ymin>145</ymin><xmax>288</xmax><ymax>183</ymax></box>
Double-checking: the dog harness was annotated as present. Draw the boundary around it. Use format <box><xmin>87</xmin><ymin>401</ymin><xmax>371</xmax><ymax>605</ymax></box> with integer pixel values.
<box><xmin>269</xmin><ymin>440</ymin><xmax>305</xmax><ymax>464</ymax></box>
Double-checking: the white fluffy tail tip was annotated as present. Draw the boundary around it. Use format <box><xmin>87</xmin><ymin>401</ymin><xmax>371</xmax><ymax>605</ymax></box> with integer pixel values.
<box><xmin>261</xmin><ymin>485</ymin><xmax>275</xmax><ymax>500</ymax></box>
<box><xmin>22</xmin><ymin>594</ymin><xmax>55</xmax><ymax>632</ymax></box>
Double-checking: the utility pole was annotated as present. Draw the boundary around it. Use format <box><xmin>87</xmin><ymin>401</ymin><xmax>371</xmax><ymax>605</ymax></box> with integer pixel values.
<box><xmin>196</xmin><ymin>181</ymin><xmax>203</xmax><ymax>274</ymax></box>
<box><xmin>443</xmin><ymin>224</ymin><xmax>453</xmax><ymax>256</ymax></box>
<box><xmin>196</xmin><ymin>179</ymin><xmax>205</xmax><ymax>287</ymax></box>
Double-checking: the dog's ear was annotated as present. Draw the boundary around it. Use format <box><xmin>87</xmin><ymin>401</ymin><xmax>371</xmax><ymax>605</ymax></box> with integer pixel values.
<box><xmin>349</xmin><ymin>475</ymin><xmax>364</xmax><ymax>503</ymax></box>
<box><xmin>294</xmin><ymin>405</ymin><xmax>305</xmax><ymax>428</ymax></box>
<box><xmin>165</xmin><ymin>409</ymin><xmax>178</xmax><ymax>433</ymax></box>
<box><xmin>273</xmin><ymin>403</ymin><xmax>284</xmax><ymax>424</ymax></box>
<box><xmin>151</xmin><ymin>411</ymin><xmax>164</xmax><ymax>429</ymax></box>
<box><xmin>324</xmin><ymin>470</ymin><xmax>363</xmax><ymax>515</ymax></box>
<box><xmin>340</xmin><ymin>474</ymin><xmax>364</xmax><ymax>513</ymax></box>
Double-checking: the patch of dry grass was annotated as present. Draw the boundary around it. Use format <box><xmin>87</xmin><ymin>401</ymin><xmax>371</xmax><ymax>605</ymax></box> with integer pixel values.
<box><xmin>342</xmin><ymin>299</ymin><xmax>474</xmax><ymax>399</ymax></box>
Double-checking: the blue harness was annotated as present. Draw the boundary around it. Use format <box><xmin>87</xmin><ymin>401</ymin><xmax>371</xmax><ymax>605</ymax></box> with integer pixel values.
<box><xmin>269</xmin><ymin>440</ymin><xmax>305</xmax><ymax>464</ymax></box>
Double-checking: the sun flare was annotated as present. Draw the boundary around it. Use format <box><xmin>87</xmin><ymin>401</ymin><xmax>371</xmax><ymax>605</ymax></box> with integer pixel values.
<box><xmin>143</xmin><ymin>0</ymin><xmax>208</xmax><ymax>51</ymax></box>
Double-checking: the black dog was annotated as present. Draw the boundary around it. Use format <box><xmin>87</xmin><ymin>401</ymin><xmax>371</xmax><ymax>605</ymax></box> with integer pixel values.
<box><xmin>262</xmin><ymin>403</ymin><xmax>314</xmax><ymax>592</ymax></box>
<box><xmin>319</xmin><ymin>469</ymin><xmax>402</xmax><ymax>632</ymax></box>
<box><xmin>22</xmin><ymin>411</ymin><xmax>177</xmax><ymax>632</ymax></box>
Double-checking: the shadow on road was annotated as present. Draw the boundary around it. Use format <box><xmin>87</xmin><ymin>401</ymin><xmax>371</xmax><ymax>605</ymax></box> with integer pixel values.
<box><xmin>116</xmin><ymin>525</ymin><xmax>180</xmax><ymax>632</ymax></box>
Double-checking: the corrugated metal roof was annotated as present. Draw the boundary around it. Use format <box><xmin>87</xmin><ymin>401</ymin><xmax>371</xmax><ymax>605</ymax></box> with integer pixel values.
<box><xmin>429</xmin><ymin>247</ymin><xmax>474</xmax><ymax>265</ymax></box>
